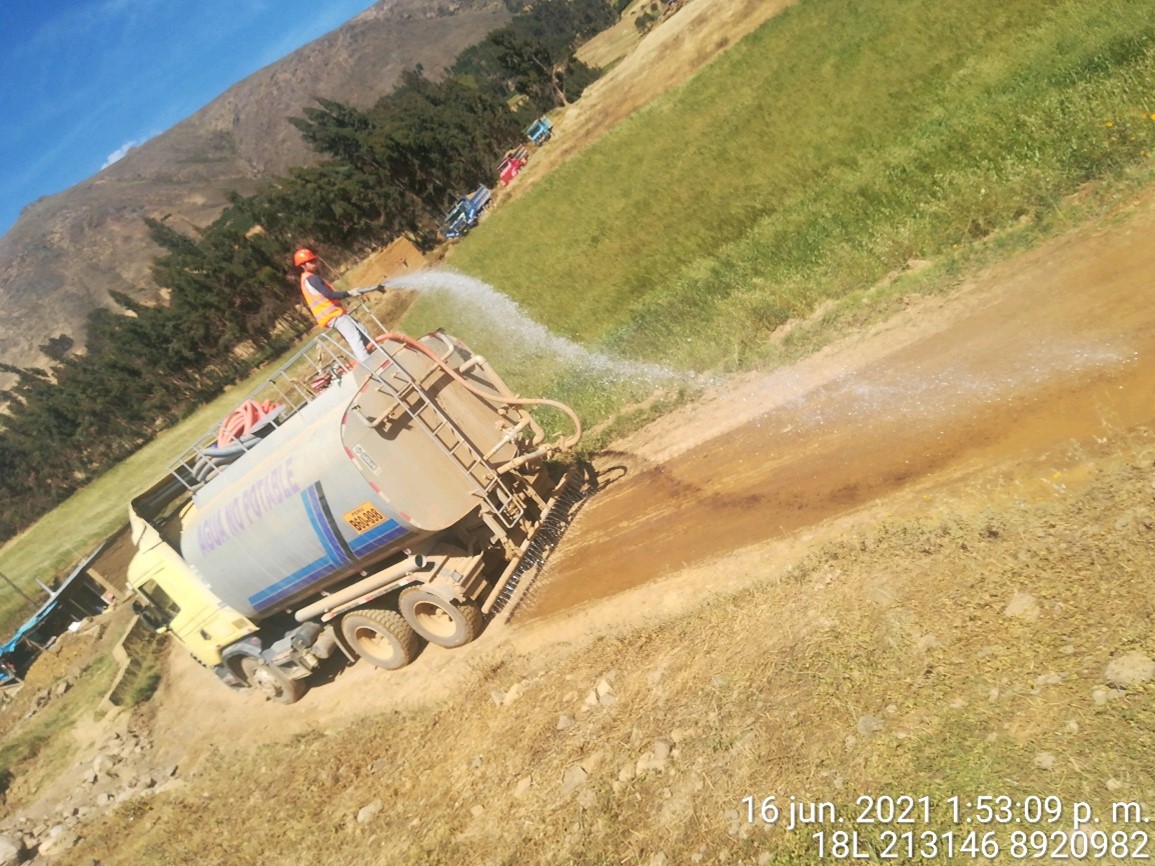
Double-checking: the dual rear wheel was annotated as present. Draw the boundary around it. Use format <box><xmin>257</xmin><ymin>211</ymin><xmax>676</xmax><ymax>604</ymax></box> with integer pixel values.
<box><xmin>339</xmin><ymin>592</ymin><xmax>485</xmax><ymax>670</ymax></box>
<box><xmin>340</xmin><ymin>607</ymin><xmax>423</xmax><ymax>670</ymax></box>
<box><xmin>237</xmin><ymin>593</ymin><xmax>487</xmax><ymax>700</ymax></box>
<box><xmin>398</xmin><ymin>588</ymin><xmax>484</xmax><ymax>649</ymax></box>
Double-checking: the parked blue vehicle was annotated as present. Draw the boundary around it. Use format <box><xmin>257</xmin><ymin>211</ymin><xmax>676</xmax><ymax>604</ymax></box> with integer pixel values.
<box><xmin>440</xmin><ymin>185</ymin><xmax>492</xmax><ymax>239</ymax></box>
<box><xmin>526</xmin><ymin>116</ymin><xmax>554</xmax><ymax>145</ymax></box>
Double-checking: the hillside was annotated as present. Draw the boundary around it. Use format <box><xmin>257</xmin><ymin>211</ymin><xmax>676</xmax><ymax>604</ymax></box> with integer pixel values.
<box><xmin>4</xmin><ymin>182</ymin><xmax>1154</xmax><ymax>864</ymax></box>
<box><xmin>0</xmin><ymin>0</ymin><xmax>510</xmax><ymax>380</ymax></box>
<box><xmin>0</xmin><ymin>0</ymin><xmax>1153</xmax><ymax>863</ymax></box>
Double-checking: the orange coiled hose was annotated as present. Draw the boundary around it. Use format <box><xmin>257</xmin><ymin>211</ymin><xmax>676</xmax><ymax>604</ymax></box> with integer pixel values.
<box><xmin>216</xmin><ymin>399</ymin><xmax>281</xmax><ymax>448</ymax></box>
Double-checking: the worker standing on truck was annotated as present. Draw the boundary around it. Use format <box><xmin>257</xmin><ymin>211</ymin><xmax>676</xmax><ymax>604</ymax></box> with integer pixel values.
<box><xmin>293</xmin><ymin>247</ymin><xmax>375</xmax><ymax>362</ymax></box>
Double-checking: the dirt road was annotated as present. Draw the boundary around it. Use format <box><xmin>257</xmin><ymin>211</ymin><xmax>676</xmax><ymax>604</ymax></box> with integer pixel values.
<box><xmin>9</xmin><ymin>4</ymin><xmax>1153</xmax><ymax>860</ymax></box>
<box><xmin>142</xmin><ymin>184</ymin><xmax>1155</xmax><ymax>775</ymax></box>
<box><xmin>521</xmin><ymin>197</ymin><xmax>1155</xmax><ymax>619</ymax></box>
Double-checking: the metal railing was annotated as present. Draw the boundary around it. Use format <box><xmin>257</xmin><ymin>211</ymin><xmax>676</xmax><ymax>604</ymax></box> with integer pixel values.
<box><xmin>351</xmin><ymin>336</ymin><xmax>529</xmax><ymax>533</ymax></box>
<box><xmin>166</xmin><ymin>306</ymin><xmax>391</xmax><ymax>492</ymax></box>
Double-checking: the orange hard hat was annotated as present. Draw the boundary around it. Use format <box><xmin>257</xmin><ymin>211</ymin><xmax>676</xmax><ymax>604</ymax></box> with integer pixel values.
<box><xmin>293</xmin><ymin>248</ymin><xmax>318</xmax><ymax>267</ymax></box>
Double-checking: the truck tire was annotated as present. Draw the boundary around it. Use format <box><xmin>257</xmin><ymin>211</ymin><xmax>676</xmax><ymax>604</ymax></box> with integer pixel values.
<box><xmin>239</xmin><ymin>656</ymin><xmax>307</xmax><ymax>705</ymax></box>
<box><xmin>399</xmin><ymin>589</ymin><xmax>484</xmax><ymax>649</ymax></box>
<box><xmin>340</xmin><ymin>607</ymin><xmax>423</xmax><ymax>670</ymax></box>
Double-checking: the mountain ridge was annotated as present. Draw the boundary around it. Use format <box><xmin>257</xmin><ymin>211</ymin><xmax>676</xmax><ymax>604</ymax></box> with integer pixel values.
<box><xmin>0</xmin><ymin>0</ymin><xmax>511</xmax><ymax>380</ymax></box>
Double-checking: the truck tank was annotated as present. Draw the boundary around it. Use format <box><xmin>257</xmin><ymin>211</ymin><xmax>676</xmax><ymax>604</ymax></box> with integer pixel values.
<box><xmin>174</xmin><ymin>329</ymin><xmax>567</xmax><ymax>620</ymax></box>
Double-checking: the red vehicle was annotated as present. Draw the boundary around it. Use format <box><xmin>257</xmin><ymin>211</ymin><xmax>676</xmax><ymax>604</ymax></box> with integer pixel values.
<box><xmin>498</xmin><ymin>147</ymin><xmax>529</xmax><ymax>186</ymax></box>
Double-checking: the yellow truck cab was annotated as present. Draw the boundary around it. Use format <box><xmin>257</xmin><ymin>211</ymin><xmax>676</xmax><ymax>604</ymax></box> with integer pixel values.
<box><xmin>127</xmin><ymin>482</ymin><xmax>257</xmax><ymax>668</ymax></box>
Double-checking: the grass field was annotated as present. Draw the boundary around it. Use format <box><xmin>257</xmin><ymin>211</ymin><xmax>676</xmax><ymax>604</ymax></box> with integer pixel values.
<box><xmin>438</xmin><ymin>0</ymin><xmax>1155</xmax><ymax>377</ymax></box>
<box><xmin>5</xmin><ymin>0</ymin><xmax>1155</xmax><ymax>633</ymax></box>
<box><xmin>4</xmin><ymin>2</ymin><xmax>1155</xmax><ymax>862</ymax></box>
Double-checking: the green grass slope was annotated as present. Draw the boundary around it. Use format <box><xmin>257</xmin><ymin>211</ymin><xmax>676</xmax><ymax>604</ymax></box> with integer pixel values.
<box><xmin>6</xmin><ymin>0</ymin><xmax>1155</xmax><ymax>624</ymax></box>
<box><xmin>439</xmin><ymin>0</ymin><xmax>1155</xmax><ymax>376</ymax></box>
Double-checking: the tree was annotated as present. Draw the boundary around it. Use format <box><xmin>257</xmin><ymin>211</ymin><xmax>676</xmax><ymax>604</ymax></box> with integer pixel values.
<box><xmin>0</xmin><ymin>0</ymin><xmax>624</xmax><ymax>544</ymax></box>
<box><xmin>37</xmin><ymin>334</ymin><xmax>74</xmax><ymax>361</ymax></box>
<box><xmin>451</xmin><ymin>0</ymin><xmax>610</xmax><ymax>110</ymax></box>
<box><xmin>289</xmin><ymin>99</ymin><xmax>379</xmax><ymax>172</ymax></box>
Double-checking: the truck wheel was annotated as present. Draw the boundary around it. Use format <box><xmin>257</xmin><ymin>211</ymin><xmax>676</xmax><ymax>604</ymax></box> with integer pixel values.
<box><xmin>239</xmin><ymin>657</ymin><xmax>307</xmax><ymax>705</ymax></box>
<box><xmin>340</xmin><ymin>608</ymin><xmax>423</xmax><ymax>670</ymax></box>
<box><xmin>399</xmin><ymin>589</ymin><xmax>484</xmax><ymax>649</ymax></box>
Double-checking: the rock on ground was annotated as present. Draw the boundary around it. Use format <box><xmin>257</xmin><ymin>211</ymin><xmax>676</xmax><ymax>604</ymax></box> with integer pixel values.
<box><xmin>1104</xmin><ymin>652</ymin><xmax>1155</xmax><ymax>689</ymax></box>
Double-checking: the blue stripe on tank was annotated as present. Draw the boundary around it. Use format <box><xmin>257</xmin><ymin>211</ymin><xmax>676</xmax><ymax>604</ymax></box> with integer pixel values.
<box><xmin>348</xmin><ymin>518</ymin><xmax>408</xmax><ymax>556</ymax></box>
<box><xmin>304</xmin><ymin>484</ymin><xmax>353</xmax><ymax>567</ymax></box>
<box><xmin>247</xmin><ymin>486</ymin><xmax>410</xmax><ymax>614</ymax></box>
<box><xmin>248</xmin><ymin>483</ymin><xmax>349</xmax><ymax>613</ymax></box>
<box><xmin>249</xmin><ymin>555</ymin><xmax>341</xmax><ymax>613</ymax></box>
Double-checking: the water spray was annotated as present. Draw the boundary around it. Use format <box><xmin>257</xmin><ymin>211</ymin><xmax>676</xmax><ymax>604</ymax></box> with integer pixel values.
<box><xmin>384</xmin><ymin>270</ymin><xmax>686</xmax><ymax>387</ymax></box>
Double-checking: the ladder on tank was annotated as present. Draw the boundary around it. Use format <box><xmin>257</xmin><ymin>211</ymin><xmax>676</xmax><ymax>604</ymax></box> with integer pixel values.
<box><xmin>359</xmin><ymin>341</ymin><xmax>533</xmax><ymax>537</ymax></box>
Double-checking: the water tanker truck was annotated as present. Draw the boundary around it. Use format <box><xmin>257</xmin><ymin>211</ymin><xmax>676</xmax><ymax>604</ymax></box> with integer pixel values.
<box><xmin>127</xmin><ymin>311</ymin><xmax>582</xmax><ymax>703</ymax></box>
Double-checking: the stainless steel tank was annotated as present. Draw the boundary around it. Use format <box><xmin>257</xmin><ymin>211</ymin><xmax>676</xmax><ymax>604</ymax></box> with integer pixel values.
<box><xmin>179</xmin><ymin>333</ymin><xmax>527</xmax><ymax>620</ymax></box>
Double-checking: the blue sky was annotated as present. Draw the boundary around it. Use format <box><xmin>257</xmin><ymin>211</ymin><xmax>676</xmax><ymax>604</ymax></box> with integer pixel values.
<box><xmin>0</xmin><ymin>0</ymin><xmax>376</xmax><ymax>238</ymax></box>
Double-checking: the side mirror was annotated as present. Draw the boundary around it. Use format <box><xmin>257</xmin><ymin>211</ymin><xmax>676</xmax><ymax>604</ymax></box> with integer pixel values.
<box><xmin>133</xmin><ymin>599</ymin><xmax>168</xmax><ymax>632</ymax></box>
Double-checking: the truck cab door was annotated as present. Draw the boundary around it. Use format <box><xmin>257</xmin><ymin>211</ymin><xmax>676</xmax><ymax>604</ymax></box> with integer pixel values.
<box><xmin>130</xmin><ymin>522</ymin><xmax>257</xmax><ymax>667</ymax></box>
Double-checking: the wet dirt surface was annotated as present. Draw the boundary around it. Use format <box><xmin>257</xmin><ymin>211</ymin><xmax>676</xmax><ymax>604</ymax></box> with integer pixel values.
<box><xmin>15</xmin><ymin>4</ymin><xmax>1154</xmax><ymax>834</ymax></box>
<box><xmin>137</xmin><ymin>190</ymin><xmax>1155</xmax><ymax>772</ymax></box>
<box><xmin>522</xmin><ymin>201</ymin><xmax>1155</xmax><ymax>619</ymax></box>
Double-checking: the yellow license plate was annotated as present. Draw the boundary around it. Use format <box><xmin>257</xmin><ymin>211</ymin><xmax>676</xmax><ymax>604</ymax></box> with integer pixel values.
<box><xmin>343</xmin><ymin>503</ymin><xmax>387</xmax><ymax>533</ymax></box>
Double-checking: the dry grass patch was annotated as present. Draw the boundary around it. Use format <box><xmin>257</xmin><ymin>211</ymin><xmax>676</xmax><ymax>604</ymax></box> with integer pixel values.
<box><xmin>67</xmin><ymin>433</ymin><xmax>1155</xmax><ymax>865</ymax></box>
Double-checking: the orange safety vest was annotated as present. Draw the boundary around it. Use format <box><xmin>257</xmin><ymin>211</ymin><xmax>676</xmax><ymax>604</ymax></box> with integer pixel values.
<box><xmin>299</xmin><ymin>272</ymin><xmax>345</xmax><ymax>327</ymax></box>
